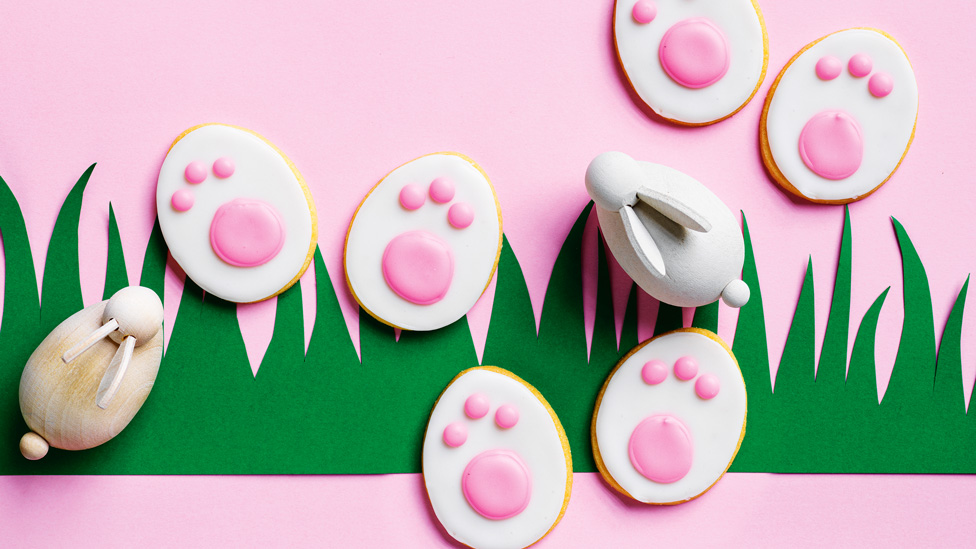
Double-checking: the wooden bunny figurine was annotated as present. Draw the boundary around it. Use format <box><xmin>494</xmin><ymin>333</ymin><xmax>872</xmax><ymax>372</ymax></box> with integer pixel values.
<box><xmin>585</xmin><ymin>151</ymin><xmax>750</xmax><ymax>308</ymax></box>
<box><xmin>18</xmin><ymin>286</ymin><xmax>164</xmax><ymax>460</ymax></box>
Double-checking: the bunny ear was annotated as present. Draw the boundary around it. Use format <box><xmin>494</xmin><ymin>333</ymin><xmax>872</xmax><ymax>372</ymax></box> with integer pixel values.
<box><xmin>636</xmin><ymin>186</ymin><xmax>712</xmax><ymax>233</ymax></box>
<box><xmin>619</xmin><ymin>205</ymin><xmax>666</xmax><ymax>278</ymax></box>
<box><xmin>96</xmin><ymin>335</ymin><xmax>136</xmax><ymax>409</ymax></box>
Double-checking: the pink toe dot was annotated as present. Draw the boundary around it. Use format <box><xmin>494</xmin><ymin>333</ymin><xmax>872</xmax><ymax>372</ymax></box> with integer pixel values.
<box><xmin>212</xmin><ymin>157</ymin><xmax>235</xmax><ymax>178</ymax></box>
<box><xmin>429</xmin><ymin>177</ymin><xmax>455</xmax><ymax>203</ymax></box>
<box><xmin>641</xmin><ymin>360</ymin><xmax>668</xmax><ymax>385</ymax></box>
<box><xmin>869</xmin><ymin>72</ymin><xmax>894</xmax><ymax>98</ymax></box>
<box><xmin>629</xmin><ymin>415</ymin><xmax>693</xmax><ymax>484</ymax></box>
<box><xmin>448</xmin><ymin>202</ymin><xmax>474</xmax><ymax>229</ymax></box>
<box><xmin>495</xmin><ymin>404</ymin><xmax>519</xmax><ymax>429</ymax></box>
<box><xmin>815</xmin><ymin>55</ymin><xmax>842</xmax><ymax>80</ymax></box>
<box><xmin>382</xmin><ymin>231</ymin><xmax>454</xmax><ymax>305</ymax></box>
<box><xmin>210</xmin><ymin>199</ymin><xmax>286</xmax><ymax>267</ymax></box>
<box><xmin>848</xmin><ymin>53</ymin><xmax>873</xmax><ymax>77</ymax></box>
<box><xmin>659</xmin><ymin>18</ymin><xmax>730</xmax><ymax>89</ymax></box>
<box><xmin>465</xmin><ymin>393</ymin><xmax>490</xmax><ymax>419</ymax></box>
<box><xmin>184</xmin><ymin>161</ymin><xmax>207</xmax><ymax>184</ymax></box>
<box><xmin>171</xmin><ymin>189</ymin><xmax>194</xmax><ymax>212</ymax></box>
<box><xmin>462</xmin><ymin>449</ymin><xmax>532</xmax><ymax>520</ymax></box>
<box><xmin>399</xmin><ymin>183</ymin><xmax>426</xmax><ymax>210</ymax></box>
<box><xmin>631</xmin><ymin>0</ymin><xmax>657</xmax><ymax>24</ymax></box>
<box><xmin>673</xmin><ymin>356</ymin><xmax>699</xmax><ymax>380</ymax></box>
<box><xmin>443</xmin><ymin>422</ymin><xmax>467</xmax><ymax>448</ymax></box>
<box><xmin>695</xmin><ymin>373</ymin><xmax>721</xmax><ymax>399</ymax></box>
<box><xmin>798</xmin><ymin>110</ymin><xmax>863</xmax><ymax>180</ymax></box>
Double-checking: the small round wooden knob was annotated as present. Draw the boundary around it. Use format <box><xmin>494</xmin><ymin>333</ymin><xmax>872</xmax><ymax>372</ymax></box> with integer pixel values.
<box><xmin>20</xmin><ymin>432</ymin><xmax>49</xmax><ymax>460</ymax></box>
<box><xmin>103</xmin><ymin>287</ymin><xmax>163</xmax><ymax>346</ymax></box>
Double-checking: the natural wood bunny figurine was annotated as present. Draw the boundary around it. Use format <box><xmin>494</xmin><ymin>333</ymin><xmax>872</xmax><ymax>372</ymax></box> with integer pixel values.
<box><xmin>18</xmin><ymin>286</ymin><xmax>164</xmax><ymax>460</ymax></box>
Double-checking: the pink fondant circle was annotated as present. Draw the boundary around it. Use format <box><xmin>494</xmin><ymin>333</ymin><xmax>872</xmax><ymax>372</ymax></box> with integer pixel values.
<box><xmin>448</xmin><ymin>202</ymin><xmax>474</xmax><ymax>229</ymax></box>
<box><xmin>815</xmin><ymin>56</ymin><xmax>842</xmax><ymax>80</ymax></box>
<box><xmin>399</xmin><ymin>183</ymin><xmax>426</xmax><ymax>210</ymax></box>
<box><xmin>184</xmin><ymin>161</ymin><xmax>207</xmax><ymax>184</ymax></box>
<box><xmin>465</xmin><ymin>393</ymin><xmax>489</xmax><ymax>419</ymax></box>
<box><xmin>628</xmin><ymin>415</ymin><xmax>694</xmax><ymax>484</ymax></box>
<box><xmin>673</xmin><ymin>356</ymin><xmax>699</xmax><ymax>381</ymax></box>
<box><xmin>641</xmin><ymin>360</ymin><xmax>668</xmax><ymax>385</ymax></box>
<box><xmin>381</xmin><ymin>230</ymin><xmax>454</xmax><ymax>305</ymax></box>
<box><xmin>209</xmin><ymin>198</ymin><xmax>286</xmax><ymax>267</ymax></box>
<box><xmin>462</xmin><ymin>449</ymin><xmax>532</xmax><ymax>520</ymax></box>
<box><xmin>443</xmin><ymin>422</ymin><xmax>467</xmax><ymax>448</ymax></box>
<box><xmin>798</xmin><ymin>110</ymin><xmax>864</xmax><ymax>180</ymax></box>
<box><xmin>171</xmin><ymin>189</ymin><xmax>194</xmax><ymax>212</ymax></box>
<box><xmin>658</xmin><ymin>18</ymin><xmax>730</xmax><ymax>89</ymax></box>
<box><xmin>429</xmin><ymin>177</ymin><xmax>455</xmax><ymax>203</ymax></box>
<box><xmin>869</xmin><ymin>72</ymin><xmax>894</xmax><ymax>98</ymax></box>
<box><xmin>213</xmin><ymin>157</ymin><xmax>235</xmax><ymax>178</ymax></box>
<box><xmin>695</xmin><ymin>373</ymin><xmax>721</xmax><ymax>400</ymax></box>
<box><xmin>495</xmin><ymin>404</ymin><xmax>519</xmax><ymax>429</ymax></box>
<box><xmin>848</xmin><ymin>53</ymin><xmax>873</xmax><ymax>77</ymax></box>
<box><xmin>631</xmin><ymin>0</ymin><xmax>657</xmax><ymax>24</ymax></box>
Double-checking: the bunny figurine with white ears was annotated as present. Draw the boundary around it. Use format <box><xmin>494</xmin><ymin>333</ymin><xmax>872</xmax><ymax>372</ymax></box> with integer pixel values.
<box><xmin>18</xmin><ymin>286</ymin><xmax>164</xmax><ymax>460</ymax></box>
<box><xmin>585</xmin><ymin>151</ymin><xmax>750</xmax><ymax>309</ymax></box>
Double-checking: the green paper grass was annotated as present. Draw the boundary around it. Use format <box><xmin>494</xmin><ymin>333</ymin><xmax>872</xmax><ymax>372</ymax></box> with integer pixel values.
<box><xmin>0</xmin><ymin>167</ymin><xmax>973</xmax><ymax>474</ymax></box>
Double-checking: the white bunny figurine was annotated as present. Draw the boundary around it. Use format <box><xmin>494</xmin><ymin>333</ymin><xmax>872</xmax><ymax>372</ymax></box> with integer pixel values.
<box><xmin>585</xmin><ymin>151</ymin><xmax>750</xmax><ymax>309</ymax></box>
<box><xmin>18</xmin><ymin>286</ymin><xmax>164</xmax><ymax>460</ymax></box>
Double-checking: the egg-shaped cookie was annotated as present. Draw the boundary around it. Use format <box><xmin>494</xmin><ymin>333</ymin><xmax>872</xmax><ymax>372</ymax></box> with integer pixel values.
<box><xmin>761</xmin><ymin>28</ymin><xmax>918</xmax><ymax>203</ymax></box>
<box><xmin>614</xmin><ymin>0</ymin><xmax>768</xmax><ymax>125</ymax></box>
<box><xmin>344</xmin><ymin>152</ymin><xmax>502</xmax><ymax>331</ymax></box>
<box><xmin>423</xmin><ymin>367</ymin><xmax>572</xmax><ymax>549</ymax></box>
<box><xmin>156</xmin><ymin>124</ymin><xmax>318</xmax><ymax>303</ymax></box>
<box><xmin>592</xmin><ymin>329</ymin><xmax>746</xmax><ymax>504</ymax></box>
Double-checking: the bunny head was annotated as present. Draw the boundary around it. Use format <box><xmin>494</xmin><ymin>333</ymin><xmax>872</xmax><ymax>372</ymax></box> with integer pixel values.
<box><xmin>585</xmin><ymin>152</ymin><xmax>749</xmax><ymax>309</ymax></box>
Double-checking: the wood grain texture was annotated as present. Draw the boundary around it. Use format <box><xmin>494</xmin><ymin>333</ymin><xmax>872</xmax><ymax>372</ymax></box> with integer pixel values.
<box><xmin>19</xmin><ymin>300</ymin><xmax>162</xmax><ymax>453</ymax></box>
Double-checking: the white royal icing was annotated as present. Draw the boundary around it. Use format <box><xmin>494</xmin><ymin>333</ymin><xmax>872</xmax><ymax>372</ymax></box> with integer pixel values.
<box><xmin>764</xmin><ymin>29</ymin><xmax>918</xmax><ymax>202</ymax></box>
<box><xmin>156</xmin><ymin>124</ymin><xmax>316</xmax><ymax>303</ymax></box>
<box><xmin>344</xmin><ymin>153</ymin><xmax>502</xmax><ymax>331</ymax></box>
<box><xmin>614</xmin><ymin>0</ymin><xmax>767</xmax><ymax>124</ymax></box>
<box><xmin>594</xmin><ymin>330</ymin><xmax>746</xmax><ymax>504</ymax></box>
<box><xmin>423</xmin><ymin>368</ymin><xmax>571</xmax><ymax>549</ymax></box>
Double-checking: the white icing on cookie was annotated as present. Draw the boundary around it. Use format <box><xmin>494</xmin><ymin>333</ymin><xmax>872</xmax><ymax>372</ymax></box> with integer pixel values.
<box><xmin>423</xmin><ymin>367</ymin><xmax>571</xmax><ymax>549</ymax></box>
<box><xmin>344</xmin><ymin>153</ymin><xmax>502</xmax><ymax>331</ymax></box>
<box><xmin>763</xmin><ymin>28</ymin><xmax>918</xmax><ymax>202</ymax></box>
<box><xmin>156</xmin><ymin>124</ymin><xmax>316</xmax><ymax>303</ymax></box>
<box><xmin>614</xmin><ymin>0</ymin><xmax>767</xmax><ymax>125</ymax></box>
<box><xmin>593</xmin><ymin>330</ymin><xmax>746</xmax><ymax>504</ymax></box>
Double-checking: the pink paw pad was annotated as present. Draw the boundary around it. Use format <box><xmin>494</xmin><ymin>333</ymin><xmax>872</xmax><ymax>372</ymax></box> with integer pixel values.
<box><xmin>465</xmin><ymin>393</ymin><xmax>490</xmax><ymax>419</ymax></box>
<box><xmin>184</xmin><ymin>161</ymin><xmax>207</xmax><ymax>184</ymax></box>
<box><xmin>443</xmin><ymin>422</ymin><xmax>468</xmax><ymax>448</ymax></box>
<box><xmin>429</xmin><ymin>177</ymin><xmax>455</xmax><ymax>203</ymax></box>
<box><xmin>212</xmin><ymin>157</ymin><xmax>235</xmax><ymax>178</ymax></box>
<box><xmin>399</xmin><ymin>183</ymin><xmax>426</xmax><ymax>210</ymax></box>
<box><xmin>848</xmin><ymin>53</ymin><xmax>873</xmax><ymax>77</ymax></box>
<box><xmin>673</xmin><ymin>356</ymin><xmax>699</xmax><ymax>381</ymax></box>
<box><xmin>382</xmin><ymin>230</ymin><xmax>454</xmax><ymax>305</ymax></box>
<box><xmin>659</xmin><ymin>18</ymin><xmax>730</xmax><ymax>89</ymax></box>
<box><xmin>495</xmin><ymin>404</ymin><xmax>519</xmax><ymax>429</ymax></box>
<box><xmin>462</xmin><ymin>449</ymin><xmax>532</xmax><ymax>520</ymax></box>
<box><xmin>631</xmin><ymin>0</ymin><xmax>657</xmax><ymax>24</ymax></box>
<box><xmin>642</xmin><ymin>360</ymin><xmax>668</xmax><ymax>385</ymax></box>
<box><xmin>171</xmin><ymin>189</ymin><xmax>194</xmax><ymax>212</ymax></box>
<box><xmin>695</xmin><ymin>373</ymin><xmax>721</xmax><ymax>400</ymax></box>
<box><xmin>799</xmin><ymin>110</ymin><xmax>863</xmax><ymax>180</ymax></box>
<box><xmin>628</xmin><ymin>415</ymin><xmax>693</xmax><ymax>483</ymax></box>
<box><xmin>210</xmin><ymin>198</ymin><xmax>286</xmax><ymax>267</ymax></box>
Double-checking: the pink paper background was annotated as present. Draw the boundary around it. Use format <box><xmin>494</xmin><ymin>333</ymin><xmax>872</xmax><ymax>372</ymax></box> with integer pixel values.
<box><xmin>1</xmin><ymin>0</ymin><xmax>974</xmax><ymax>546</ymax></box>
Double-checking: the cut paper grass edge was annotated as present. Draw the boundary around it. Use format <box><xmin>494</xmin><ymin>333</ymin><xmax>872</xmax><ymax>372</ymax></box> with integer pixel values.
<box><xmin>0</xmin><ymin>167</ymin><xmax>972</xmax><ymax>474</ymax></box>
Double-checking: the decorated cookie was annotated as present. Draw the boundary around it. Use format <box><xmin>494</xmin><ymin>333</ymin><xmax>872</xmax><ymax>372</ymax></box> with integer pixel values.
<box><xmin>344</xmin><ymin>152</ymin><xmax>502</xmax><ymax>331</ymax></box>
<box><xmin>760</xmin><ymin>28</ymin><xmax>918</xmax><ymax>203</ymax></box>
<box><xmin>614</xmin><ymin>0</ymin><xmax>768</xmax><ymax>125</ymax></box>
<box><xmin>156</xmin><ymin>124</ymin><xmax>317</xmax><ymax>303</ymax></box>
<box><xmin>423</xmin><ymin>367</ymin><xmax>572</xmax><ymax>549</ymax></box>
<box><xmin>585</xmin><ymin>152</ymin><xmax>750</xmax><ymax>308</ymax></box>
<box><xmin>592</xmin><ymin>329</ymin><xmax>746</xmax><ymax>504</ymax></box>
